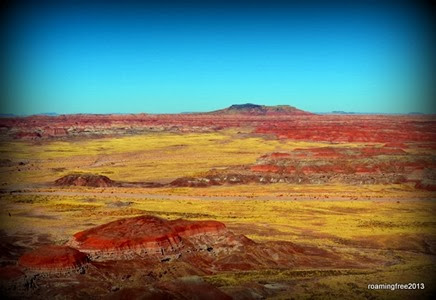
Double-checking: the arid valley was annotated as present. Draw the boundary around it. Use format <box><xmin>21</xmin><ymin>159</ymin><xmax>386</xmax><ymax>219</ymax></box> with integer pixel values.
<box><xmin>0</xmin><ymin>104</ymin><xmax>435</xmax><ymax>299</ymax></box>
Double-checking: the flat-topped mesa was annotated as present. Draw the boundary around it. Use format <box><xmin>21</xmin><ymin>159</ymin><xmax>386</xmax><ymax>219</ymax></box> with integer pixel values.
<box><xmin>210</xmin><ymin>103</ymin><xmax>313</xmax><ymax>115</ymax></box>
<box><xmin>68</xmin><ymin>215</ymin><xmax>228</xmax><ymax>260</ymax></box>
<box><xmin>18</xmin><ymin>246</ymin><xmax>88</xmax><ymax>272</ymax></box>
<box><xmin>54</xmin><ymin>173</ymin><xmax>117</xmax><ymax>187</ymax></box>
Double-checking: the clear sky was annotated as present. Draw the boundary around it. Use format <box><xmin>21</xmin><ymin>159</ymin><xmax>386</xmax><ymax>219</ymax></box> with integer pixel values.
<box><xmin>1</xmin><ymin>0</ymin><xmax>435</xmax><ymax>114</ymax></box>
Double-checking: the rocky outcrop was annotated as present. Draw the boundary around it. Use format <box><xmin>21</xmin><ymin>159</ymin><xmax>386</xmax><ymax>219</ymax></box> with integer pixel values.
<box><xmin>170</xmin><ymin>145</ymin><xmax>434</xmax><ymax>187</ymax></box>
<box><xmin>69</xmin><ymin>215</ymin><xmax>228</xmax><ymax>260</ymax></box>
<box><xmin>170</xmin><ymin>177</ymin><xmax>221</xmax><ymax>187</ymax></box>
<box><xmin>18</xmin><ymin>246</ymin><xmax>88</xmax><ymax>271</ymax></box>
<box><xmin>66</xmin><ymin>215</ymin><xmax>344</xmax><ymax>271</ymax></box>
<box><xmin>414</xmin><ymin>169</ymin><xmax>436</xmax><ymax>191</ymax></box>
<box><xmin>43</xmin><ymin>127</ymin><xmax>68</xmax><ymax>137</ymax></box>
<box><xmin>54</xmin><ymin>173</ymin><xmax>117</xmax><ymax>187</ymax></box>
<box><xmin>5</xmin><ymin>215</ymin><xmax>386</xmax><ymax>299</ymax></box>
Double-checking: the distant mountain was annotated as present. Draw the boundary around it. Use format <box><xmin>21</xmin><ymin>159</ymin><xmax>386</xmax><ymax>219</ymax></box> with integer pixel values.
<box><xmin>329</xmin><ymin>111</ymin><xmax>428</xmax><ymax>115</ymax></box>
<box><xmin>209</xmin><ymin>103</ymin><xmax>313</xmax><ymax>115</ymax></box>
<box><xmin>331</xmin><ymin>111</ymin><xmax>356</xmax><ymax>115</ymax></box>
<box><xmin>408</xmin><ymin>112</ymin><xmax>425</xmax><ymax>115</ymax></box>
<box><xmin>37</xmin><ymin>112</ymin><xmax>59</xmax><ymax>116</ymax></box>
<box><xmin>0</xmin><ymin>113</ymin><xmax>16</xmax><ymax>118</ymax></box>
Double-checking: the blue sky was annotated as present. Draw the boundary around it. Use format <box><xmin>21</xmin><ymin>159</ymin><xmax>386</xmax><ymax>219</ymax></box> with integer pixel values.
<box><xmin>2</xmin><ymin>1</ymin><xmax>434</xmax><ymax>114</ymax></box>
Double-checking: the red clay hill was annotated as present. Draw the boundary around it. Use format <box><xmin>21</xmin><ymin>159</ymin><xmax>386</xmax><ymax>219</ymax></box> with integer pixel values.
<box><xmin>65</xmin><ymin>215</ymin><xmax>367</xmax><ymax>272</ymax></box>
<box><xmin>69</xmin><ymin>215</ymin><xmax>227</xmax><ymax>259</ymax></box>
<box><xmin>55</xmin><ymin>173</ymin><xmax>118</xmax><ymax>187</ymax></box>
<box><xmin>18</xmin><ymin>245</ymin><xmax>88</xmax><ymax>271</ymax></box>
<box><xmin>6</xmin><ymin>215</ymin><xmax>387</xmax><ymax>299</ymax></box>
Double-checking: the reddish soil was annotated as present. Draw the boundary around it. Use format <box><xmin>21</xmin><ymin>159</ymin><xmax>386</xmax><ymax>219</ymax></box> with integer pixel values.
<box><xmin>415</xmin><ymin>181</ymin><xmax>436</xmax><ymax>191</ymax></box>
<box><xmin>18</xmin><ymin>245</ymin><xmax>88</xmax><ymax>271</ymax></box>
<box><xmin>251</xmin><ymin>165</ymin><xmax>281</xmax><ymax>173</ymax></box>
<box><xmin>255</xmin><ymin>115</ymin><xmax>436</xmax><ymax>143</ymax></box>
<box><xmin>0</xmin><ymin>266</ymin><xmax>25</xmax><ymax>280</ymax></box>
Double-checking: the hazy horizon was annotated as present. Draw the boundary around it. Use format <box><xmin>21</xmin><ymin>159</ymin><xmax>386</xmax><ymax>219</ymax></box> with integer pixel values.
<box><xmin>1</xmin><ymin>0</ymin><xmax>435</xmax><ymax>115</ymax></box>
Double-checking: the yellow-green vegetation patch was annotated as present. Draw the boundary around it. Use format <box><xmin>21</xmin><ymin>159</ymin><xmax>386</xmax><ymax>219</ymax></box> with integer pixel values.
<box><xmin>2</xmin><ymin>194</ymin><xmax>435</xmax><ymax>251</ymax></box>
<box><xmin>204</xmin><ymin>268</ymin><xmax>376</xmax><ymax>287</ymax></box>
<box><xmin>0</xmin><ymin>132</ymin><xmax>367</xmax><ymax>186</ymax></box>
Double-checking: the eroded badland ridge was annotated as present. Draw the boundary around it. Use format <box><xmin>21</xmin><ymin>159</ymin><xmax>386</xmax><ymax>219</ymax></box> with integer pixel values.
<box><xmin>2</xmin><ymin>104</ymin><xmax>433</xmax><ymax>142</ymax></box>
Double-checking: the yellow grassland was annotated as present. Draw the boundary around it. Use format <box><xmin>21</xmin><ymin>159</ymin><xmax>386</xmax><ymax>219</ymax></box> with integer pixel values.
<box><xmin>1</xmin><ymin>193</ymin><xmax>434</xmax><ymax>246</ymax></box>
<box><xmin>0</xmin><ymin>130</ymin><xmax>385</xmax><ymax>185</ymax></box>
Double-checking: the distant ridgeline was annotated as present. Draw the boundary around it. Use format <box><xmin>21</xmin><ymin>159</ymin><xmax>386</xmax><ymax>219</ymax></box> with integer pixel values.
<box><xmin>209</xmin><ymin>103</ymin><xmax>313</xmax><ymax>115</ymax></box>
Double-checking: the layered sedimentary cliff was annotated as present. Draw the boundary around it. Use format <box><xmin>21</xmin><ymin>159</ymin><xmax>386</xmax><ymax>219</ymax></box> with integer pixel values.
<box><xmin>18</xmin><ymin>246</ymin><xmax>88</xmax><ymax>271</ymax></box>
<box><xmin>69</xmin><ymin>216</ymin><xmax>228</xmax><ymax>260</ymax></box>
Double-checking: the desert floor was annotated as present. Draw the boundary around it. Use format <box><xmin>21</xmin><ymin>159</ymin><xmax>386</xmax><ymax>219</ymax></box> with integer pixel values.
<box><xmin>1</xmin><ymin>128</ymin><xmax>435</xmax><ymax>299</ymax></box>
